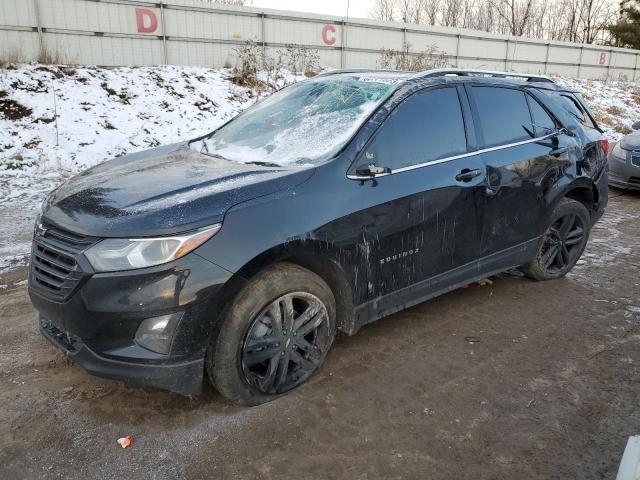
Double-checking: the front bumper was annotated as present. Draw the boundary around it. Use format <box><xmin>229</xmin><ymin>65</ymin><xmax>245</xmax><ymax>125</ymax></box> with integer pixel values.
<box><xmin>608</xmin><ymin>149</ymin><xmax>640</xmax><ymax>190</ymax></box>
<box><xmin>30</xmin><ymin>251</ymin><xmax>241</xmax><ymax>396</ymax></box>
<box><xmin>40</xmin><ymin>317</ymin><xmax>204</xmax><ymax>395</ymax></box>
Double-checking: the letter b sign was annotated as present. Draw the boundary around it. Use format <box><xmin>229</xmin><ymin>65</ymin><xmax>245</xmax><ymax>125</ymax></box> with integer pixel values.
<box><xmin>598</xmin><ymin>52</ymin><xmax>607</xmax><ymax>65</ymax></box>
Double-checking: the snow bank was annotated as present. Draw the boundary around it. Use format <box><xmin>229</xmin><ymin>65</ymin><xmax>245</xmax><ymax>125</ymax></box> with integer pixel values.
<box><xmin>555</xmin><ymin>77</ymin><xmax>640</xmax><ymax>138</ymax></box>
<box><xmin>0</xmin><ymin>64</ymin><xmax>295</xmax><ymax>281</ymax></box>
<box><xmin>0</xmin><ymin>65</ymin><xmax>266</xmax><ymax>174</ymax></box>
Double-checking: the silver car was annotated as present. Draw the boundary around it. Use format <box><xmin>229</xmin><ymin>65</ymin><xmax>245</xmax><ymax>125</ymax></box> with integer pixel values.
<box><xmin>609</xmin><ymin>122</ymin><xmax>640</xmax><ymax>190</ymax></box>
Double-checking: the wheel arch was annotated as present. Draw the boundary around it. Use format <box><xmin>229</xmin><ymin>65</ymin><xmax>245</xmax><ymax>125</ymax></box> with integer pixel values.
<box><xmin>233</xmin><ymin>241</ymin><xmax>357</xmax><ymax>335</ymax></box>
<box><xmin>558</xmin><ymin>178</ymin><xmax>599</xmax><ymax>218</ymax></box>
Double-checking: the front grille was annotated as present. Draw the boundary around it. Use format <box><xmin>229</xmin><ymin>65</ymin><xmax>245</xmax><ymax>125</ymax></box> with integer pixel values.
<box><xmin>632</xmin><ymin>154</ymin><xmax>640</xmax><ymax>168</ymax></box>
<box><xmin>30</xmin><ymin>223</ymin><xmax>96</xmax><ymax>301</ymax></box>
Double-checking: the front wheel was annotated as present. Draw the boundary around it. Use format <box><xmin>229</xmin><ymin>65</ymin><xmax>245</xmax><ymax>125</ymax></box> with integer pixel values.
<box><xmin>523</xmin><ymin>198</ymin><xmax>591</xmax><ymax>281</ymax></box>
<box><xmin>207</xmin><ymin>262</ymin><xmax>336</xmax><ymax>405</ymax></box>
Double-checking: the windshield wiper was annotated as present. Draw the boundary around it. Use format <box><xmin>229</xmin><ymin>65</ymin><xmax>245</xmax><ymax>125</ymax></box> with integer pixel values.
<box><xmin>244</xmin><ymin>161</ymin><xmax>282</xmax><ymax>168</ymax></box>
<box><xmin>202</xmin><ymin>151</ymin><xmax>230</xmax><ymax>162</ymax></box>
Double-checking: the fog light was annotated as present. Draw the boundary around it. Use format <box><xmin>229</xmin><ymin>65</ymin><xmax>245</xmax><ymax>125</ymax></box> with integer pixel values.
<box><xmin>134</xmin><ymin>312</ymin><xmax>183</xmax><ymax>354</ymax></box>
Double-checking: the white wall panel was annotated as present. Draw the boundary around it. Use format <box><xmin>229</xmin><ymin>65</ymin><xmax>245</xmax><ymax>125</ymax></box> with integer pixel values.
<box><xmin>407</xmin><ymin>32</ymin><xmax>457</xmax><ymax>55</ymax></box>
<box><xmin>509</xmin><ymin>42</ymin><xmax>547</xmax><ymax>62</ymax></box>
<box><xmin>165</xmin><ymin>9</ymin><xmax>260</xmax><ymax>41</ymax></box>
<box><xmin>0</xmin><ymin>30</ymin><xmax>39</xmax><ymax>58</ymax></box>
<box><xmin>459</xmin><ymin>37</ymin><xmax>507</xmax><ymax>60</ymax></box>
<box><xmin>44</xmin><ymin>33</ymin><xmax>164</xmax><ymax>66</ymax></box>
<box><xmin>547</xmin><ymin>46</ymin><xmax>581</xmax><ymax>65</ymax></box>
<box><xmin>39</xmin><ymin>0</ymin><xmax>159</xmax><ymax>36</ymax></box>
<box><xmin>0</xmin><ymin>0</ymin><xmax>639</xmax><ymax>79</ymax></box>
<box><xmin>265</xmin><ymin>18</ymin><xmax>334</xmax><ymax>46</ymax></box>
<box><xmin>347</xmin><ymin>25</ymin><xmax>401</xmax><ymax>50</ymax></box>
<box><xmin>0</xmin><ymin>0</ymin><xmax>36</xmax><ymax>27</ymax></box>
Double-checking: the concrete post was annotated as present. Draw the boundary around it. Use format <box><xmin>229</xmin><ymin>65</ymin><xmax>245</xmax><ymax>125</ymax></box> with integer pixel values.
<box><xmin>33</xmin><ymin>0</ymin><xmax>44</xmax><ymax>55</ymax></box>
<box><xmin>543</xmin><ymin>43</ymin><xmax>550</xmax><ymax>74</ymax></box>
<box><xmin>504</xmin><ymin>38</ymin><xmax>509</xmax><ymax>70</ymax></box>
<box><xmin>160</xmin><ymin>1</ymin><xmax>168</xmax><ymax>65</ymax></box>
<box><xmin>260</xmin><ymin>13</ymin><xmax>266</xmax><ymax>66</ymax></box>
<box><xmin>577</xmin><ymin>46</ymin><xmax>584</xmax><ymax>78</ymax></box>
<box><xmin>340</xmin><ymin>20</ymin><xmax>346</xmax><ymax>68</ymax></box>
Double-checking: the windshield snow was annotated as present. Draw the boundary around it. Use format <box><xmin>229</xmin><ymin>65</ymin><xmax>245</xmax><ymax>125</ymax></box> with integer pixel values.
<box><xmin>193</xmin><ymin>75</ymin><xmax>401</xmax><ymax>166</ymax></box>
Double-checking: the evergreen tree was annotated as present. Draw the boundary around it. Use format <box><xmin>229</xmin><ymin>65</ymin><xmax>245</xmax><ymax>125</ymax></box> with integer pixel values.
<box><xmin>608</xmin><ymin>1</ymin><xmax>640</xmax><ymax>49</ymax></box>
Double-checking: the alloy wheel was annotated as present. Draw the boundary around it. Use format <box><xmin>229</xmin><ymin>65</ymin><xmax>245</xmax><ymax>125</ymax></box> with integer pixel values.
<box><xmin>540</xmin><ymin>212</ymin><xmax>586</xmax><ymax>274</ymax></box>
<box><xmin>241</xmin><ymin>292</ymin><xmax>330</xmax><ymax>395</ymax></box>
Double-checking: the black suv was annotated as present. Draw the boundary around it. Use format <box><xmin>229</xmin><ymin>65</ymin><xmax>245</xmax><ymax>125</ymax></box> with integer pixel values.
<box><xmin>30</xmin><ymin>69</ymin><xmax>608</xmax><ymax>405</ymax></box>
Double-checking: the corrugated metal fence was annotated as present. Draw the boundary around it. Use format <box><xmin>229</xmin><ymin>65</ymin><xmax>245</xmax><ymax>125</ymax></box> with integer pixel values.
<box><xmin>1</xmin><ymin>0</ymin><xmax>639</xmax><ymax>80</ymax></box>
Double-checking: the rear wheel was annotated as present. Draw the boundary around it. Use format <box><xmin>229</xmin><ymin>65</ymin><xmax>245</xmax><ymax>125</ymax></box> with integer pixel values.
<box><xmin>523</xmin><ymin>198</ymin><xmax>591</xmax><ymax>281</ymax></box>
<box><xmin>207</xmin><ymin>262</ymin><xmax>336</xmax><ymax>405</ymax></box>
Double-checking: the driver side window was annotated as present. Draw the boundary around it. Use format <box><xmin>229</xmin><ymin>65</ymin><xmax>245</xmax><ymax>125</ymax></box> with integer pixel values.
<box><xmin>362</xmin><ymin>87</ymin><xmax>468</xmax><ymax>171</ymax></box>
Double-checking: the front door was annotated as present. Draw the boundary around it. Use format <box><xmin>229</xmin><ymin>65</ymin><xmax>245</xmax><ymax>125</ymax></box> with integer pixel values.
<box><xmin>346</xmin><ymin>85</ymin><xmax>487</xmax><ymax>316</ymax></box>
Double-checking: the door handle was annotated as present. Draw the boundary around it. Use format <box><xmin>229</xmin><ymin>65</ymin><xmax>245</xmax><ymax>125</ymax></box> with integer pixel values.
<box><xmin>455</xmin><ymin>168</ymin><xmax>482</xmax><ymax>182</ymax></box>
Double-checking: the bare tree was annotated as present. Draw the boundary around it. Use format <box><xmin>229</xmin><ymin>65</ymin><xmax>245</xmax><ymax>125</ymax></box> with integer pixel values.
<box><xmin>441</xmin><ymin>0</ymin><xmax>465</xmax><ymax>26</ymax></box>
<box><xmin>369</xmin><ymin>0</ymin><xmax>617</xmax><ymax>45</ymax></box>
<box><xmin>371</xmin><ymin>0</ymin><xmax>396</xmax><ymax>21</ymax></box>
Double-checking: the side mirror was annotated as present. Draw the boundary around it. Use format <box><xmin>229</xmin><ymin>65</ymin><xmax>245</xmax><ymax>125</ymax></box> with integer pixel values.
<box><xmin>632</xmin><ymin>121</ymin><xmax>640</xmax><ymax>131</ymax></box>
<box><xmin>354</xmin><ymin>165</ymin><xmax>391</xmax><ymax>178</ymax></box>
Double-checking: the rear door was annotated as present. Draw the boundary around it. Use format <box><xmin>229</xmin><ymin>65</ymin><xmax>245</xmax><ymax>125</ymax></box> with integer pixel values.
<box><xmin>467</xmin><ymin>85</ymin><xmax>575</xmax><ymax>259</ymax></box>
<box><xmin>346</xmin><ymin>85</ymin><xmax>487</xmax><ymax>305</ymax></box>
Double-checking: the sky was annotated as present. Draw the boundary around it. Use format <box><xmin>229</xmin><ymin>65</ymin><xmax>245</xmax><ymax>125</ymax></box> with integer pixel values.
<box><xmin>250</xmin><ymin>0</ymin><xmax>376</xmax><ymax>19</ymax></box>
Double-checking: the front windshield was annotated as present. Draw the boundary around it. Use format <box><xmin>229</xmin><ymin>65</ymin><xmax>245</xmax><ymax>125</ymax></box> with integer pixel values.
<box><xmin>194</xmin><ymin>75</ymin><xmax>402</xmax><ymax>167</ymax></box>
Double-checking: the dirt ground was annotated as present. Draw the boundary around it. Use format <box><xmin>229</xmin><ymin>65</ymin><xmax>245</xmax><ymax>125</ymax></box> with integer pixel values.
<box><xmin>1</xmin><ymin>191</ymin><xmax>639</xmax><ymax>480</ymax></box>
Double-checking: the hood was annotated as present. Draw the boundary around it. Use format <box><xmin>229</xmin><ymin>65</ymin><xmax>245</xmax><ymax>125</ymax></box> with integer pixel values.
<box><xmin>620</xmin><ymin>132</ymin><xmax>640</xmax><ymax>151</ymax></box>
<box><xmin>43</xmin><ymin>143</ymin><xmax>315</xmax><ymax>237</ymax></box>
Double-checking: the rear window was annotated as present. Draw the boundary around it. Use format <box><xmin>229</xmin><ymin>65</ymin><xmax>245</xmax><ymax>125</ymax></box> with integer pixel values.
<box><xmin>471</xmin><ymin>87</ymin><xmax>533</xmax><ymax>148</ymax></box>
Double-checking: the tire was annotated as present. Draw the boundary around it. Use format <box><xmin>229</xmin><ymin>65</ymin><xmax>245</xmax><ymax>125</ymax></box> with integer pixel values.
<box><xmin>523</xmin><ymin>198</ymin><xmax>591</xmax><ymax>281</ymax></box>
<box><xmin>207</xmin><ymin>262</ymin><xmax>336</xmax><ymax>406</ymax></box>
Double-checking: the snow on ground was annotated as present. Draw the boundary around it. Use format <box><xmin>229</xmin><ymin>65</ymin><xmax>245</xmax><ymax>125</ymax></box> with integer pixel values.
<box><xmin>0</xmin><ymin>64</ymin><xmax>297</xmax><ymax>281</ymax></box>
<box><xmin>555</xmin><ymin>76</ymin><xmax>640</xmax><ymax>137</ymax></box>
<box><xmin>0</xmin><ymin>64</ymin><xmax>638</xmax><ymax>281</ymax></box>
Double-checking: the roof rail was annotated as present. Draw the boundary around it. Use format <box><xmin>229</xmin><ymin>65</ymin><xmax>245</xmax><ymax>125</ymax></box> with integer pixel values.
<box><xmin>315</xmin><ymin>68</ymin><xmax>412</xmax><ymax>77</ymax></box>
<box><xmin>411</xmin><ymin>68</ymin><xmax>554</xmax><ymax>83</ymax></box>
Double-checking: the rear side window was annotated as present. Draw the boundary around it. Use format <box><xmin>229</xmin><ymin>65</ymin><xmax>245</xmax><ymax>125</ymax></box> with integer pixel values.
<box><xmin>528</xmin><ymin>97</ymin><xmax>556</xmax><ymax>136</ymax></box>
<box><xmin>471</xmin><ymin>87</ymin><xmax>533</xmax><ymax>148</ymax></box>
<box><xmin>363</xmin><ymin>87</ymin><xmax>467</xmax><ymax>170</ymax></box>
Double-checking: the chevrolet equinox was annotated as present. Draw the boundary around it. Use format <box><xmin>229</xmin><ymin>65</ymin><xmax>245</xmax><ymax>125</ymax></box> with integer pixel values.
<box><xmin>30</xmin><ymin>68</ymin><xmax>609</xmax><ymax>405</ymax></box>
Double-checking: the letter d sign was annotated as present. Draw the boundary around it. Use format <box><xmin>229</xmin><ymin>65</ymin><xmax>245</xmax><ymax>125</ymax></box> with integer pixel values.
<box><xmin>136</xmin><ymin>8</ymin><xmax>158</xmax><ymax>34</ymax></box>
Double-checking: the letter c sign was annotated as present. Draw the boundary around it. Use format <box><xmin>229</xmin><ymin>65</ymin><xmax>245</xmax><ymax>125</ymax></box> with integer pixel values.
<box><xmin>322</xmin><ymin>24</ymin><xmax>337</xmax><ymax>46</ymax></box>
<box><xmin>598</xmin><ymin>52</ymin><xmax>607</xmax><ymax>65</ymax></box>
<box><xmin>136</xmin><ymin>8</ymin><xmax>158</xmax><ymax>34</ymax></box>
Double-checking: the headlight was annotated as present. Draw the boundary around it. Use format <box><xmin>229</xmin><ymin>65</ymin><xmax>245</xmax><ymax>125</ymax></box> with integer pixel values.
<box><xmin>611</xmin><ymin>142</ymin><xmax>627</xmax><ymax>163</ymax></box>
<box><xmin>84</xmin><ymin>224</ymin><xmax>221</xmax><ymax>272</ymax></box>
